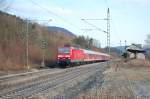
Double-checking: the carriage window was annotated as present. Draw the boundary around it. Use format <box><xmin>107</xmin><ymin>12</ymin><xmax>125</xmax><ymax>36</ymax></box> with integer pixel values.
<box><xmin>58</xmin><ymin>48</ymin><xmax>70</xmax><ymax>54</ymax></box>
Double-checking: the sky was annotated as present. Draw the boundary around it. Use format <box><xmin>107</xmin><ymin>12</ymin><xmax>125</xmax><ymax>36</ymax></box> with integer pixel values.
<box><xmin>2</xmin><ymin>0</ymin><xmax>150</xmax><ymax>47</ymax></box>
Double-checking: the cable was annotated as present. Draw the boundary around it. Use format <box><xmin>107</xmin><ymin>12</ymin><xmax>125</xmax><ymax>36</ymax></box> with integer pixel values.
<box><xmin>29</xmin><ymin>0</ymin><xmax>81</xmax><ymax>31</ymax></box>
<box><xmin>81</xmin><ymin>19</ymin><xmax>107</xmax><ymax>33</ymax></box>
<box><xmin>0</xmin><ymin>0</ymin><xmax>14</xmax><ymax>11</ymax></box>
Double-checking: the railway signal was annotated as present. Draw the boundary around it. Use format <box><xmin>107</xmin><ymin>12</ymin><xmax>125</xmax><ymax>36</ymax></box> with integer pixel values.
<box><xmin>41</xmin><ymin>40</ymin><xmax>48</xmax><ymax>49</ymax></box>
<box><xmin>41</xmin><ymin>40</ymin><xmax>48</xmax><ymax>67</ymax></box>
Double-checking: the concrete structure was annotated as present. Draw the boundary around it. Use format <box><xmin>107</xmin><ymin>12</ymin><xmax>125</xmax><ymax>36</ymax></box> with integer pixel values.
<box><xmin>126</xmin><ymin>44</ymin><xmax>146</xmax><ymax>59</ymax></box>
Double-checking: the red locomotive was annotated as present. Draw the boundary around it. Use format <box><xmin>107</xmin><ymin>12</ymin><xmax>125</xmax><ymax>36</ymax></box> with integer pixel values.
<box><xmin>57</xmin><ymin>46</ymin><xmax>110</xmax><ymax>67</ymax></box>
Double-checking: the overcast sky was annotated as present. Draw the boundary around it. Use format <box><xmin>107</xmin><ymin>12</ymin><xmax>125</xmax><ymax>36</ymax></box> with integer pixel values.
<box><xmin>3</xmin><ymin>0</ymin><xmax>150</xmax><ymax>47</ymax></box>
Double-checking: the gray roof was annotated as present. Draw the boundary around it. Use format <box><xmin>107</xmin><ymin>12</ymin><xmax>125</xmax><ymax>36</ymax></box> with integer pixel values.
<box><xmin>126</xmin><ymin>44</ymin><xmax>145</xmax><ymax>53</ymax></box>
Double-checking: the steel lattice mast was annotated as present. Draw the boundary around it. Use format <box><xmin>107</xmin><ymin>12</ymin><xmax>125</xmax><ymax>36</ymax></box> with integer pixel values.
<box><xmin>107</xmin><ymin>8</ymin><xmax>110</xmax><ymax>55</ymax></box>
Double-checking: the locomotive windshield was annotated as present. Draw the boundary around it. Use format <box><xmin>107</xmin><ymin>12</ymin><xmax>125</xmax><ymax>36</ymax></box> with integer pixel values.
<box><xmin>58</xmin><ymin>47</ymin><xmax>70</xmax><ymax>54</ymax></box>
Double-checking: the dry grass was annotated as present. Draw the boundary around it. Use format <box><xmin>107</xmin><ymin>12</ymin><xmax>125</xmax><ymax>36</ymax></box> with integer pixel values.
<box><xmin>77</xmin><ymin>59</ymin><xmax>150</xmax><ymax>99</ymax></box>
<box><xmin>127</xmin><ymin>59</ymin><xmax>150</xmax><ymax>67</ymax></box>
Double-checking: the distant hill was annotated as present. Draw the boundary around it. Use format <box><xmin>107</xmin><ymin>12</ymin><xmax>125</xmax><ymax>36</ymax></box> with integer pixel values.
<box><xmin>114</xmin><ymin>46</ymin><xmax>126</xmax><ymax>53</ymax></box>
<box><xmin>47</xmin><ymin>26</ymin><xmax>76</xmax><ymax>37</ymax></box>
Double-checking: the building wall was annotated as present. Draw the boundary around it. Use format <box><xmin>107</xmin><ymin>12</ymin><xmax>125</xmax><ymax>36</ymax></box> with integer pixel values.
<box><xmin>129</xmin><ymin>53</ymin><xmax>145</xmax><ymax>59</ymax></box>
<box><xmin>137</xmin><ymin>53</ymin><xmax>145</xmax><ymax>59</ymax></box>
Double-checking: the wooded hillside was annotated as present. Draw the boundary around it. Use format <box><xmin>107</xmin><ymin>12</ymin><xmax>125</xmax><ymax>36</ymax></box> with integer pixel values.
<box><xmin>0</xmin><ymin>11</ymin><xmax>102</xmax><ymax>71</ymax></box>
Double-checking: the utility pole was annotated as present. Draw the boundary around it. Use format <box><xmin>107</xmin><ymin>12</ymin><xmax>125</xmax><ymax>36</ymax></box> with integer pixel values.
<box><xmin>26</xmin><ymin>19</ymin><xmax>30</xmax><ymax>70</ymax></box>
<box><xmin>41</xmin><ymin>40</ymin><xmax>48</xmax><ymax>67</ymax></box>
<box><xmin>125</xmin><ymin>40</ymin><xmax>127</xmax><ymax>49</ymax></box>
<box><xmin>107</xmin><ymin>8</ymin><xmax>110</xmax><ymax>55</ymax></box>
<box><xmin>124</xmin><ymin>40</ymin><xmax>127</xmax><ymax>54</ymax></box>
<box><xmin>120</xmin><ymin>40</ymin><xmax>122</xmax><ymax>55</ymax></box>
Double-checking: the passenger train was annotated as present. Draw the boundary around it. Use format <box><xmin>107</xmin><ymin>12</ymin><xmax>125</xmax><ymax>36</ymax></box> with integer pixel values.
<box><xmin>57</xmin><ymin>45</ymin><xmax>110</xmax><ymax>67</ymax></box>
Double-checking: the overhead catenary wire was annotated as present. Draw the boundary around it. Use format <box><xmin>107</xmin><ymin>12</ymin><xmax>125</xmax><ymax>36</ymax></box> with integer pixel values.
<box><xmin>29</xmin><ymin>0</ymin><xmax>81</xmax><ymax>31</ymax></box>
<box><xmin>81</xmin><ymin>8</ymin><xmax>111</xmax><ymax>55</ymax></box>
<box><xmin>81</xmin><ymin>19</ymin><xmax>107</xmax><ymax>33</ymax></box>
<box><xmin>0</xmin><ymin>0</ymin><xmax>14</xmax><ymax>11</ymax></box>
<box><xmin>29</xmin><ymin>0</ymin><xmax>116</xmax><ymax>51</ymax></box>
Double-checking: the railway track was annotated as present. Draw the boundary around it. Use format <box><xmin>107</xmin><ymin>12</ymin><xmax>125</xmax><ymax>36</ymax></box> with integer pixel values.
<box><xmin>0</xmin><ymin>62</ymin><xmax>108</xmax><ymax>98</ymax></box>
<box><xmin>0</xmin><ymin>68</ymin><xmax>65</xmax><ymax>90</ymax></box>
<box><xmin>0</xmin><ymin>68</ymin><xmax>62</xmax><ymax>82</ymax></box>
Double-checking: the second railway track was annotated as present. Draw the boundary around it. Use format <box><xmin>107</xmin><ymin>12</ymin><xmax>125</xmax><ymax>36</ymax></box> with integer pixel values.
<box><xmin>0</xmin><ymin>62</ymin><xmax>108</xmax><ymax>99</ymax></box>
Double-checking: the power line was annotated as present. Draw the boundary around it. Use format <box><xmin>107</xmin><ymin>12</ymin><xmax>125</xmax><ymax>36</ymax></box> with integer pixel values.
<box><xmin>81</xmin><ymin>8</ymin><xmax>111</xmax><ymax>55</ymax></box>
<box><xmin>81</xmin><ymin>18</ymin><xmax>108</xmax><ymax>21</ymax></box>
<box><xmin>30</xmin><ymin>0</ymin><xmax>110</xmax><ymax>53</ymax></box>
<box><xmin>29</xmin><ymin>0</ymin><xmax>81</xmax><ymax>30</ymax></box>
<box><xmin>30</xmin><ymin>0</ymin><xmax>61</xmax><ymax>20</ymax></box>
<box><xmin>81</xmin><ymin>19</ymin><xmax>107</xmax><ymax>33</ymax></box>
<box><xmin>0</xmin><ymin>0</ymin><xmax>14</xmax><ymax>11</ymax></box>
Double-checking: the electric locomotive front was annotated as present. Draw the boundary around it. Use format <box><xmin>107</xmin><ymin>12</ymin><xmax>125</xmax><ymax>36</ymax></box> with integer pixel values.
<box><xmin>57</xmin><ymin>47</ymin><xmax>71</xmax><ymax>66</ymax></box>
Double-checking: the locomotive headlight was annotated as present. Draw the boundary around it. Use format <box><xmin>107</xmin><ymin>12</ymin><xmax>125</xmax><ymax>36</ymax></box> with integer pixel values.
<box><xmin>58</xmin><ymin>55</ymin><xmax>63</xmax><ymax>57</ymax></box>
<box><xmin>67</xmin><ymin>57</ymin><xmax>70</xmax><ymax>59</ymax></box>
<box><xmin>57</xmin><ymin>56</ymin><xmax>62</xmax><ymax>59</ymax></box>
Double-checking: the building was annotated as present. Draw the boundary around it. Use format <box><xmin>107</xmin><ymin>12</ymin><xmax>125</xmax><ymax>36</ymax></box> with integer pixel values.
<box><xmin>126</xmin><ymin>44</ymin><xmax>146</xmax><ymax>59</ymax></box>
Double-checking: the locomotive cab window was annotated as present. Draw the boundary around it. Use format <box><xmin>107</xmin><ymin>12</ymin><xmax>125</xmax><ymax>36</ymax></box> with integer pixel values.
<box><xmin>58</xmin><ymin>48</ymin><xmax>70</xmax><ymax>54</ymax></box>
